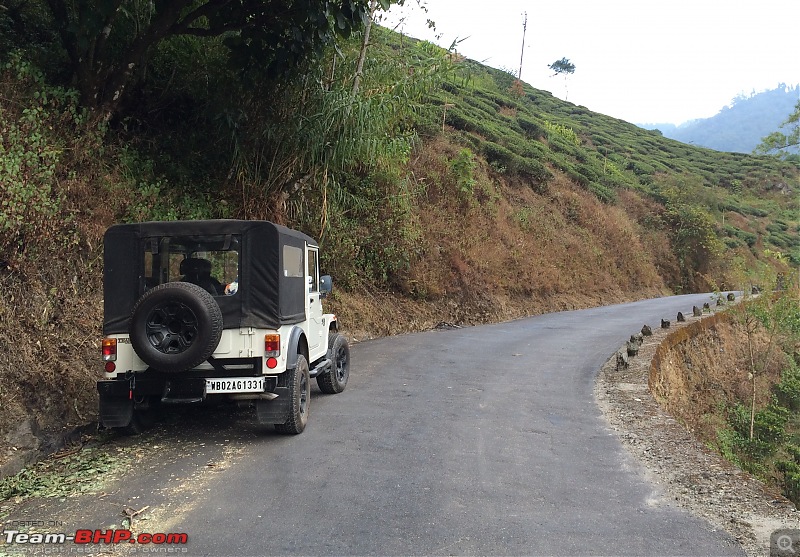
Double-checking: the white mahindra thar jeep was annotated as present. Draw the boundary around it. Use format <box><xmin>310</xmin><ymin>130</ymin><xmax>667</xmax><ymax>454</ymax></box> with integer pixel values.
<box><xmin>97</xmin><ymin>220</ymin><xmax>349</xmax><ymax>434</ymax></box>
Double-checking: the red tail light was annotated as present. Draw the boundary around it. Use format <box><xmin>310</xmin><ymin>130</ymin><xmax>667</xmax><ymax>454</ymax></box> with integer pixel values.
<box><xmin>264</xmin><ymin>334</ymin><xmax>280</xmax><ymax>357</ymax></box>
<box><xmin>102</xmin><ymin>338</ymin><xmax>117</xmax><ymax>361</ymax></box>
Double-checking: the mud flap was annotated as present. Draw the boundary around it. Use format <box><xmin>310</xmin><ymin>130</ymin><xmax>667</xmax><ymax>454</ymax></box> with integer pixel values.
<box><xmin>98</xmin><ymin>396</ymin><xmax>134</xmax><ymax>428</ymax></box>
<box><xmin>97</xmin><ymin>380</ymin><xmax>134</xmax><ymax>428</ymax></box>
<box><xmin>255</xmin><ymin>387</ymin><xmax>291</xmax><ymax>425</ymax></box>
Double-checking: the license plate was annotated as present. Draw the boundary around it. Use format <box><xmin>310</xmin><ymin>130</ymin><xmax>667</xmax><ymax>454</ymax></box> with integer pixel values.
<box><xmin>205</xmin><ymin>377</ymin><xmax>265</xmax><ymax>394</ymax></box>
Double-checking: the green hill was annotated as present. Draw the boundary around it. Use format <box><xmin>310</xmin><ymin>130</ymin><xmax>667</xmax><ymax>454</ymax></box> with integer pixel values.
<box><xmin>0</xmin><ymin>18</ymin><xmax>798</xmax><ymax>451</ymax></box>
<box><xmin>641</xmin><ymin>85</ymin><xmax>800</xmax><ymax>154</ymax></box>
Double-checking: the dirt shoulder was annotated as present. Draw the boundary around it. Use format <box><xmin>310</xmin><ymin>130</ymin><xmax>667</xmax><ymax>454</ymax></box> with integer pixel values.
<box><xmin>595</xmin><ymin>310</ymin><xmax>800</xmax><ymax>557</ymax></box>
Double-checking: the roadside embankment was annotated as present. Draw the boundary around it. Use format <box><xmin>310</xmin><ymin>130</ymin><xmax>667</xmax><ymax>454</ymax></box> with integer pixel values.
<box><xmin>596</xmin><ymin>303</ymin><xmax>799</xmax><ymax>557</ymax></box>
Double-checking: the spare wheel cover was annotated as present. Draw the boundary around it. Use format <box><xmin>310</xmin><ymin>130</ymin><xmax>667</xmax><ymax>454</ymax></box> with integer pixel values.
<box><xmin>129</xmin><ymin>282</ymin><xmax>223</xmax><ymax>373</ymax></box>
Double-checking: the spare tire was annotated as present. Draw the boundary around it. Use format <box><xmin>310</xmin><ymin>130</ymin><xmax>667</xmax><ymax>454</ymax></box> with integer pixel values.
<box><xmin>130</xmin><ymin>282</ymin><xmax>223</xmax><ymax>373</ymax></box>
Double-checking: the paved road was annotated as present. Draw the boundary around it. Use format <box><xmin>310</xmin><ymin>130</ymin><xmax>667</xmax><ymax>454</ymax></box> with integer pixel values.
<box><xmin>169</xmin><ymin>293</ymin><xmax>741</xmax><ymax>556</ymax></box>
<box><xmin>3</xmin><ymin>294</ymin><xmax>744</xmax><ymax>556</ymax></box>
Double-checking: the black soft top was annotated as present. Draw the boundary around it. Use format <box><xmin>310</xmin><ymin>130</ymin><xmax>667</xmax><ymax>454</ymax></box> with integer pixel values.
<box><xmin>103</xmin><ymin>220</ymin><xmax>317</xmax><ymax>334</ymax></box>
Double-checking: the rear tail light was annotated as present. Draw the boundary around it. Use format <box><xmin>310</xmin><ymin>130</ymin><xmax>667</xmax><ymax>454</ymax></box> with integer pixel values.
<box><xmin>102</xmin><ymin>338</ymin><xmax>117</xmax><ymax>361</ymax></box>
<box><xmin>264</xmin><ymin>334</ymin><xmax>280</xmax><ymax>357</ymax></box>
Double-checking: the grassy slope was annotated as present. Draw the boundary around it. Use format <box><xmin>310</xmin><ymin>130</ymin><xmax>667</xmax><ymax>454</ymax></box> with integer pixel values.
<box><xmin>419</xmin><ymin>50</ymin><xmax>799</xmax><ymax>268</ymax></box>
<box><xmin>0</xmin><ymin>29</ymin><xmax>798</xmax><ymax>453</ymax></box>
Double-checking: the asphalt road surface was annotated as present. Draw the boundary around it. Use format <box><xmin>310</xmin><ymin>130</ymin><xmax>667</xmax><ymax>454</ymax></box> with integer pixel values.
<box><xmin>5</xmin><ymin>294</ymin><xmax>745</xmax><ymax>556</ymax></box>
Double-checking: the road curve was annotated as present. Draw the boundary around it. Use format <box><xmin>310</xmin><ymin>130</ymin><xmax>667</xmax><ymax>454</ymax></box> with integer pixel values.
<box><xmin>169</xmin><ymin>293</ymin><xmax>741</xmax><ymax>556</ymax></box>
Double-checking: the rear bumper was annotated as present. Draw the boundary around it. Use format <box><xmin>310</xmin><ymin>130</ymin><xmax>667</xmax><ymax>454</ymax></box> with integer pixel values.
<box><xmin>97</xmin><ymin>360</ymin><xmax>285</xmax><ymax>427</ymax></box>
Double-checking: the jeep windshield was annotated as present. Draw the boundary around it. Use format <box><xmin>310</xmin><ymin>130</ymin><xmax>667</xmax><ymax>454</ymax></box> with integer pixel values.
<box><xmin>142</xmin><ymin>234</ymin><xmax>240</xmax><ymax>297</ymax></box>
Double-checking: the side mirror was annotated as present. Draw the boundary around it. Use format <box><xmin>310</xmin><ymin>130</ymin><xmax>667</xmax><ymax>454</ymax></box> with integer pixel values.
<box><xmin>320</xmin><ymin>275</ymin><xmax>333</xmax><ymax>298</ymax></box>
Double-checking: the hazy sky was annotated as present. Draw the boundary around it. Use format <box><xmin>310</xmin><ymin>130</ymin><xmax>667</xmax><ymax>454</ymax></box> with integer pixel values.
<box><xmin>383</xmin><ymin>0</ymin><xmax>800</xmax><ymax>125</ymax></box>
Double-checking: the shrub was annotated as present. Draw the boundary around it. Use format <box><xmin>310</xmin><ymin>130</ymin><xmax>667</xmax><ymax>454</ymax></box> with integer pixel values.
<box><xmin>543</xmin><ymin>120</ymin><xmax>579</xmax><ymax>145</ymax></box>
<box><xmin>724</xmin><ymin>237</ymin><xmax>744</xmax><ymax>249</ymax></box>
<box><xmin>740</xmin><ymin>205</ymin><xmax>770</xmax><ymax>218</ymax></box>
<box><xmin>0</xmin><ymin>54</ymin><xmax>90</xmax><ymax>265</ymax></box>
<box><xmin>725</xmin><ymin>402</ymin><xmax>789</xmax><ymax>466</ymax></box>
<box><xmin>767</xmin><ymin>221</ymin><xmax>789</xmax><ymax>233</ymax></box>
<box><xmin>516</xmin><ymin>158</ymin><xmax>553</xmax><ymax>187</ymax></box>
<box><xmin>576</xmin><ymin>163</ymin><xmax>601</xmax><ymax>183</ymax></box>
<box><xmin>724</xmin><ymin>225</ymin><xmax>758</xmax><ymax>247</ymax></box>
<box><xmin>627</xmin><ymin>160</ymin><xmax>656</xmax><ymax>176</ymax></box>
<box><xmin>588</xmin><ymin>182</ymin><xmax>616</xmax><ymax>204</ymax></box>
<box><xmin>775</xmin><ymin>361</ymin><xmax>800</xmax><ymax>412</ymax></box>
<box><xmin>449</xmin><ymin>148</ymin><xmax>477</xmax><ymax>197</ymax></box>
<box><xmin>444</xmin><ymin>108</ymin><xmax>477</xmax><ymax>133</ymax></box>
<box><xmin>482</xmin><ymin>142</ymin><xmax>515</xmax><ymax>170</ymax></box>
<box><xmin>776</xmin><ymin>456</ymin><xmax>800</xmax><ymax>506</ymax></box>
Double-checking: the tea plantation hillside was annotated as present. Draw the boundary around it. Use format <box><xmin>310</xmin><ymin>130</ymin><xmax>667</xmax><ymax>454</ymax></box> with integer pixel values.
<box><xmin>414</xmin><ymin>46</ymin><xmax>799</xmax><ymax>273</ymax></box>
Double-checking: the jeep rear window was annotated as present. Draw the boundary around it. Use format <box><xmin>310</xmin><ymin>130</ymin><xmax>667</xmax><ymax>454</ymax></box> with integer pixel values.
<box><xmin>143</xmin><ymin>235</ymin><xmax>240</xmax><ymax>297</ymax></box>
<box><xmin>282</xmin><ymin>245</ymin><xmax>304</xmax><ymax>278</ymax></box>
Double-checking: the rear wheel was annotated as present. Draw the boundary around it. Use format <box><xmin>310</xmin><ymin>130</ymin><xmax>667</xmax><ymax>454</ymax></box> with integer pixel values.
<box><xmin>119</xmin><ymin>400</ymin><xmax>159</xmax><ymax>436</ymax></box>
<box><xmin>317</xmin><ymin>333</ymin><xmax>350</xmax><ymax>394</ymax></box>
<box><xmin>275</xmin><ymin>355</ymin><xmax>310</xmax><ymax>434</ymax></box>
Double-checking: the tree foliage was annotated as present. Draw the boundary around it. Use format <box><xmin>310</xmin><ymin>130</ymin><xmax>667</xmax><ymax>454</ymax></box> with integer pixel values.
<box><xmin>548</xmin><ymin>57</ymin><xmax>575</xmax><ymax>76</ymax></box>
<box><xmin>653</xmin><ymin>175</ymin><xmax>723</xmax><ymax>289</ymax></box>
<box><xmin>7</xmin><ymin>0</ymin><xmax>393</xmax><ymax>117</ymax></box>
<box><xmin>756</xmin><ymin>99</ymin><xmax>800</xmax><ymax>159</ymax></box>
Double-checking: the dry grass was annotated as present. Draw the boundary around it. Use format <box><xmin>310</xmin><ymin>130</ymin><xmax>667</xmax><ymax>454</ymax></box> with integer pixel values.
<box><xmin>326</xmin><ymin>134</ymin><xmax>677</xmax><ymax>340</ymax></box>
<box><xmin>0</xmin><ymin>284</ymin><xmax>103</xmax><ymax>441</ymax></box>
<box><xmin>402</xmin><ymin>135</ymin><xmax>669</xmax><ymax>312</ymax></box>
<box><xmin>0</xmin><ymin>67</ymin><xmax>111</xmax><ymax>461</ymax></box>
<box><xmin>0</xmin><ymin>254</ymin><xmax>104</xmax><ymax>443</ymax></box>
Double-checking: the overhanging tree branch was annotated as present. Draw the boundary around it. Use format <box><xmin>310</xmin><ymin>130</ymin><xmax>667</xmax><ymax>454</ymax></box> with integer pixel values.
<box><xmin>38</xmin><ymin>0</ymin><xmax>385</xmax><ymax>118</ymax></box>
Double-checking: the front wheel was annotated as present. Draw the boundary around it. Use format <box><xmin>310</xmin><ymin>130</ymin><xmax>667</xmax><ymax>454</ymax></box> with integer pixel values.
<box><xmin>275</xmin><ymin>355</ymin><xmax>310</xmax><ymax>434</ymax></box>
<box><xmin>317</xmin><ymin>333</ymin><xmax>350</xmax><ymax>394</ymax></box>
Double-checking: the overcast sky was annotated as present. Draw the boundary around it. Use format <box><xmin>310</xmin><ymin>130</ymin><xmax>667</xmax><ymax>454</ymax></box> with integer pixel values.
<box><xmin>383</xmin><ymin>0</ymin><xmax>800</xmax><ymax>125</ymax></box>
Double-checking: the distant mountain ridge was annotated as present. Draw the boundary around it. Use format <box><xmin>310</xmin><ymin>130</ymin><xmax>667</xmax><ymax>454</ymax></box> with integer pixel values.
<box><xmin>639</xmin><ymin>85</ymin><xmax>800</xmax><ymax>153</ymax></box>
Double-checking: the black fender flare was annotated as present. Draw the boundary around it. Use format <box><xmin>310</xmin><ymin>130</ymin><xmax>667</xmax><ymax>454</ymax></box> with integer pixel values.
<box><xmin>285</xmin><ymin>326</ymin><xmax>308</xmax><ymax>370</ymax></box>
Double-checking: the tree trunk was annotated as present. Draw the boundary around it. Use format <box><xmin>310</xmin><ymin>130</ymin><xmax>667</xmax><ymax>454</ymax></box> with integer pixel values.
<box><xmin>352</xmin><ymin>0</ymin><xmax>378</xmax><ymax>97</ymax></box>
<box><xmin>747</xmin><ymin>321</ymin><xmax>756</xmax><ymax>440</ymax></box>
<box><xmin>750</xmin><ymin>376</ymin><xmax>756</xmax><ymax>440</ymax></box>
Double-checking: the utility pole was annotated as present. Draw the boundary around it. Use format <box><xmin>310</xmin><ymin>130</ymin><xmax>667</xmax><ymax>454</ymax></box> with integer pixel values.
<box><xmin>518</xmin><ymin>12</ymin><xmax>527</xmax><ymax>81</ymax></box>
